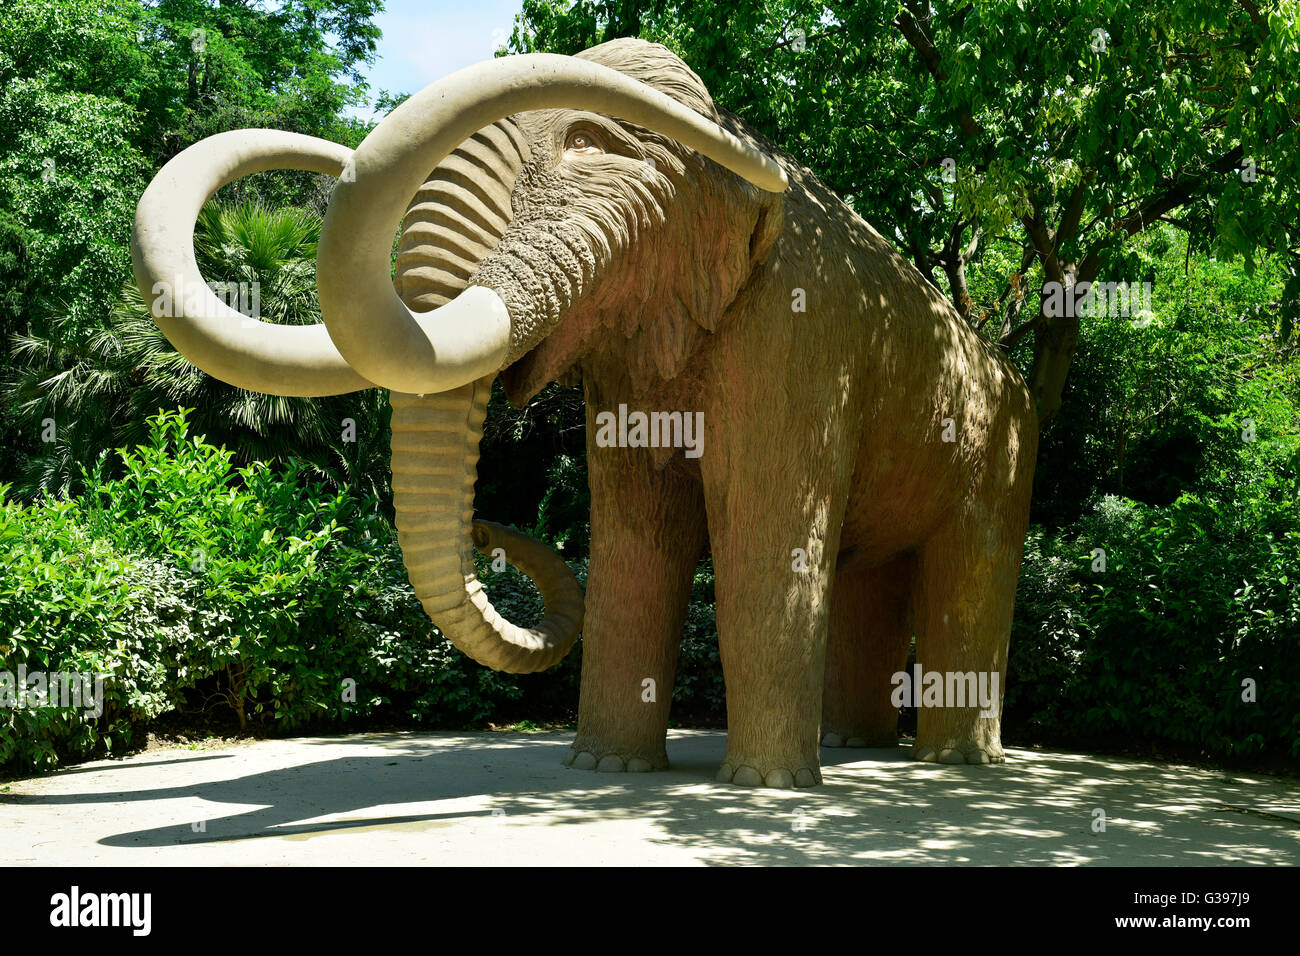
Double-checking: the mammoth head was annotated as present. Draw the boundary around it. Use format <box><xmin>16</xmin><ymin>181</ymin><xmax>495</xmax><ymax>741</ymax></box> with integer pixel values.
<box><xmin>396</xmin><ymin>40</ymin><xmax>787</xmax><ymax>403</ymax></box>
<box><xmin>130</xmin><ymin>38</ymin><xmax>786</xmax><ymax>674</ymax></box>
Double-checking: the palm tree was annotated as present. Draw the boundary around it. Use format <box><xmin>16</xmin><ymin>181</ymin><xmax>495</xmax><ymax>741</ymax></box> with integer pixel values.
<box><xmin>6</xmin><ymin>201</ymin><xmax>392</xmax><ymax>504</ymax></box>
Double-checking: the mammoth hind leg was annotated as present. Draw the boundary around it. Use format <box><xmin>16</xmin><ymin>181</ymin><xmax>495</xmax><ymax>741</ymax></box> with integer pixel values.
<box><xmin>910</xmin><ymin>513</ymin><xmax>1024</xmax><ymax>765</ymax></box>
<box><xmin>821</xmin><ymin>552</ymin><xmax>917</xmax><ymax>748</ymax></box>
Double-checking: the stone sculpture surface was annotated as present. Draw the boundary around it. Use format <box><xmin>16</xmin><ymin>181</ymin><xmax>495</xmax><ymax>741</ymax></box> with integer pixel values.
<box><xmin>133</xmin><ymin>39</ymin><xmax>1038</xmax><ymax>788</ymax></box>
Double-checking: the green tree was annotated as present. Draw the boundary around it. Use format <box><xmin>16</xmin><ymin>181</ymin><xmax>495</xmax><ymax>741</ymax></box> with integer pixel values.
<box><xmin>511</xmin><ymin>0</ymin><xmax>1300</xmax><ymax>425</ymax></box>
<box><xmin>0</xmin><ymin>0</ymin><xmax>151</xmax><ymax>331</ymax></box>
<box><xmin>7</xmin><ymin>202</ymin><xmax>392</xmax><ymax>502</ymax></box>
<box><xmin>0</xmin><ymin>0</ymin><xmax>384</xmax><ymax>334</ymax></box>
<box><xmin>136</xmin><ymin>0</ymin><xmax>382</xmax><ymax>168</ymax></box>
<box><xmin>0</xmin><ymin>0</ymin><xmax>388</xmax><ymax>488</ymax></box>
<box><xmin>1032</xmin><ymin>225</ymin><xmax>1297</xmax><ymax>524</ymax></box>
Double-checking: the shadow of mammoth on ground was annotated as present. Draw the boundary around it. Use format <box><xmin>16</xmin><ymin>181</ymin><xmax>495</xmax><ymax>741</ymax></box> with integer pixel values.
<box><xmin>4</xmin><ymin>732</ymin><xmax>1297</xmax><ymax>865</ymax></box>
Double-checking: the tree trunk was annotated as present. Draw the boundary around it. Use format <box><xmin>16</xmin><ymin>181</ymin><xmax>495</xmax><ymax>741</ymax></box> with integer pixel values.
<box><xmin>1028</xmin><ymin>307</ymin><xmax>1079</xmax><ymax>424</ymax></box>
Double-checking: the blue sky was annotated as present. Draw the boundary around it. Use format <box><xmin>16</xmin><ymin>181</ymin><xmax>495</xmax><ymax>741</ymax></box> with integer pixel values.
<box><xmin>347</xmin><ymin>0</ymin><xmax>526</xmax><ymax>120</ymax></box>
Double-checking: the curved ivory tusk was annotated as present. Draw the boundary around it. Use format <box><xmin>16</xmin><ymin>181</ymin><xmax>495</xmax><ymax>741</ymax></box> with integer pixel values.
<box><xmin>318</xmin><ymin>53</ymin><xmax>788</xmax><ymax>396</ymax></box>
<box><xmin>131</xmin><ymin>130</ymin><xmax>376</xmax><ymax>397</ymax></box>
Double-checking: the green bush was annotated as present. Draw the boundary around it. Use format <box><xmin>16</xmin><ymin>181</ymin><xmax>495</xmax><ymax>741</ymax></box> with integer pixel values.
<box><xmin>672</xmin><ymin>559</ymin><xmax>726</xmax><ymax>723</ymax></box>
<box><xmin>1007</xmin><ymin>492</ymin><xmax>1300</xmax><ymax>761</ymax></box>
<box><xmin>5</xmin><ymin>407</ymin><xmax>1294</xmax><ymax>777</ymax></box>
<box><xmin>1030</xmin><ymin>228</ymin><xmax>1293</xmax><ymax>527</ymax></box>
<box><xmin>0</xmin><ymin>410</ymin><xmax>559</xmax><ymax>774</ymax></box>
<box><xmin>0</xmin><ymin>505</ymin><xmax>197</xmax><ymax>769</ymax></box>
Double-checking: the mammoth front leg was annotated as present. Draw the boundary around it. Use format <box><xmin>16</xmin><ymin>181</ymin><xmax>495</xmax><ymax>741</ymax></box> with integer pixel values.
<box><xmin>704</xmin><ymin>426</ymin><xmax>851</xmax><ymax>788</ymax></box>
<box><xmin>709</xmin><ymin>493</ymin><xmax>845</xmax><ymax>788</ymax></box>
<box><xmin>566</xmin><ymin>439</ymin><xmax>706</xmax><ymax>772</ymax></box>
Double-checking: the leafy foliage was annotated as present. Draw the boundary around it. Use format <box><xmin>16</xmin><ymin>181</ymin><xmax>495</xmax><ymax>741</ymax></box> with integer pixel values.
<box><xmin>0</xmin><ymin>0</ymin><xmax>385</xmax><ymax>491</ymax></box>
<box><xmin>1033</xmin><ymin>226</ymin><xmax>1297</xmax><ymax>525</ymax></box>
<box><xmin>0</xmin><ymin>0</ymin><xmax>1296</xmax><ymax>777</ymax></box>
<box><xmin>5</xmin><ymin>201</ymin><xmax>393</xmax><ymax>502</ymax></box>
<box><xmin>1007</xmin><ymin>492</ymin><xmax>1300</xmax><ymax>761</ymax></box>
<box><xmin>0</xmin><ymin>412</ymin><xmax>540</xmax><ymax>774</ymax></box>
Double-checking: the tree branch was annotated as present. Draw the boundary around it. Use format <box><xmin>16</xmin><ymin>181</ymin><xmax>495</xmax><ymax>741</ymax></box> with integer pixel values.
<box><xmin>760</xmin><ymin>23</ymin><xmax>852</xmax><ymax>56</ymax></box>
<box><xmin>986</xmin><ymin>243</ymin><xmax>1038</xmax><ymax>337</ymax></box>
<box><xmin>1237</xmin><ymin>0</ymin><xmax>1268</xmax><ymax>35</ymax></box>
<box><xmin>1078</xmin><ymin>145</ymin><xmax>1246</xmax><ymax>279</ymax></box>
<box><xmin>1055</xmin><ymin>176</ymin><xmax>1089</xmax><ymax>257</ymax></box>
<box><xmin>999</xmin><ymin>314</ymin><xmax>1041</xmax><ymax>350</ymax></box>
<box><xmin>1021</xmin><ymin>206</ymin><xmax>1064</xmax><ymax>284</ymax></box>
<box><xmin>892</xmin><ymin>7</ymin><xmax>984</xmax><ymax>139</ymax></box>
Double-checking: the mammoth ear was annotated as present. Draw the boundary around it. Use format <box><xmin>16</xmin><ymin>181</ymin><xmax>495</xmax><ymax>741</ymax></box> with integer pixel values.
<box><xmin>746</xmin><ymin>184</ymin><xmax>785</xmax><ymax>270</ymax></box>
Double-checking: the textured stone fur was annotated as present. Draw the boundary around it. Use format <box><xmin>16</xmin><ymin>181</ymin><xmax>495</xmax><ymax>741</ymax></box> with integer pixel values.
<box><xmin>402</xmin><ymin>38</ymin><xmax>1038</xmax><ymax>786</ymax></box>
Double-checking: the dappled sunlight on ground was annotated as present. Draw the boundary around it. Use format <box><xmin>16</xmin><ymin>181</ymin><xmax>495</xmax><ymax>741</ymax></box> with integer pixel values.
<box><xmin>1</xmin><ymin>730</ymin><xmax>1296</xmax><ymax>865</ymax></box>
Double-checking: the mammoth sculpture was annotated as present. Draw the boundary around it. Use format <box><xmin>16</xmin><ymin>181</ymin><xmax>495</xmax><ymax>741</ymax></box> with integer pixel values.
<box><xmin>132</xmin><ymin>38</ymin><xmax>1037</xmax><ymax>788</ymax></box>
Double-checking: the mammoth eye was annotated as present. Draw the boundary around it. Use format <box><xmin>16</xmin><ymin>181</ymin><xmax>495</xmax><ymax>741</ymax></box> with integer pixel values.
<box><xmin>565</xmin><ymin>130</ymin><xmax>604</xmax><ymax>154</ymax></box>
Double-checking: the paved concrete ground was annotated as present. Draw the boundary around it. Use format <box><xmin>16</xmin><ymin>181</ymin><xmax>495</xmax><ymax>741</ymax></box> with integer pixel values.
<box><xmin>2</xmin><ymin>729</ymin><xmax>1297</xmax><ymax>865</ymax></box>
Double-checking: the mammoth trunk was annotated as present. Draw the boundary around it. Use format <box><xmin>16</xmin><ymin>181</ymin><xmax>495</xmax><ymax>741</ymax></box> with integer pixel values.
<box><xmin>390</xmin><ymin>385</ymin><xmax>583</xmax><ymax>673</ymax></box>
<box><xmin>390</xmin><ymin>119</ymin><xmax>581</xmax><ymax>673</ymax></box>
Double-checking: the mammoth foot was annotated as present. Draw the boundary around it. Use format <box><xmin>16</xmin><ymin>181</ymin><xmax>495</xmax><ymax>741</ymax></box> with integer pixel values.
<box><xmin>715</xmin><ymin>762</ymin><xmax>822</xmax><ymax>789</ymax></box>
<box><xmin>821</xmin><ymin>731</ymin><xmax>897</xmax><ymax>748</ymax></box>
<box><xmin>564</xmin><ymin>749</ymin><xmax>664</xmax><ymax>773</ymax></box>
<box><xmin>911</xmin><ymin>741</ymin><xmax>1005</xmax><ymax>764</ymax></box>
